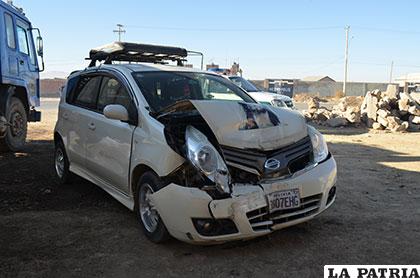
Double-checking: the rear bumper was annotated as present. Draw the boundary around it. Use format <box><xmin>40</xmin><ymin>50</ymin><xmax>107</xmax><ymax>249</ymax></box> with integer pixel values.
<box><xmin>151</xmin><ymin>155</ymin><xmax>337</xmax><ymax>244</ymax></box>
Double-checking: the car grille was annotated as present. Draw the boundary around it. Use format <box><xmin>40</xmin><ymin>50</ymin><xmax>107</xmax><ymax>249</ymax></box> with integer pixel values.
<box><xmin>246</xmin><ymin>193</ymin><xmax>323</xmax><ymax>232</ymax></box>
<box><xmin>221</xmin><ymin>136</ymin><xmax>313</xmax><ymax>179</ymax></box>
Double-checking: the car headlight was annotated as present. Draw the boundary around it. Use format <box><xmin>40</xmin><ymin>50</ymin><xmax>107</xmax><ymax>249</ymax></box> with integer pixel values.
<box><xmin>307</xmin><ymin>125</ymin><xmax>328</xmax><ymax>163</ymax></box>
<box><xmin>185</xmin><ymin>126</ymin><xmax>230</xmax><ymax>194</ymax></box>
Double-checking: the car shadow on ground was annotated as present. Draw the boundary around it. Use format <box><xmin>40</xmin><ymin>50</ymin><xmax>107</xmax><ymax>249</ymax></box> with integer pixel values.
<box><xmin>1</xmin><ymin>139</ymin><xmax>419</xmax><ymax>277</ymax></box>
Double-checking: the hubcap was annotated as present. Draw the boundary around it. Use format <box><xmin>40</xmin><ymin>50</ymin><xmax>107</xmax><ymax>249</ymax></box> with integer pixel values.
<box><xmin>139</xmin><ymin>183</ymin><xmax>159</xmax><ymax>233</ymax></box>
<box><xmin>10</xmin><ymin>111</ymin><xmax>24</xmax><ymax>137</ymax></box>
<box><xmin>55</xmin><ymin>148</ymin><xmax>65</xmax><ymax>178</ymax></box>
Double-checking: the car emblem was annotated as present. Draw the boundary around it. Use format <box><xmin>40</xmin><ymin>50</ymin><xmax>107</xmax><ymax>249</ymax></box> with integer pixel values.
<box><xmin>264</xmin><ymin>158</ymin><xmax>281</xmax><ymax>170</ymax></box>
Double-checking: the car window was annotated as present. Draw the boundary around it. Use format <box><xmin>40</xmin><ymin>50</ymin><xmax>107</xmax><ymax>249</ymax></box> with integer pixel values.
<box><xmin>97</xmin><ymin>77</ymin><xmax>131</xmax><ymax>111</ymax></box>
<box><xmin>4</xmin><ymin>13</ymin><xmax>15</xmax><ymax>49</ymax></box>
<box><xmin>73</xmin><ymin>76</ymin><xmax>101</xmax><ymax>109</ymax></box>
<box><xmin>16</xmin><ymin>24</ymin><xmax>29</xmax><ymax>55</ymax></box>
<box><xmin>132</xmin><ymin>71</ymin><xmax>255</xmax><ymax>112</ymax></box>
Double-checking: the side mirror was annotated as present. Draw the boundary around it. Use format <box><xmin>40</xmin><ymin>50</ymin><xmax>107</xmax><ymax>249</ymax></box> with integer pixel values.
<box><xmin>36</xmin><ymin>36</ymin><xmax>44</xmax><ymax>57</ymax></box>
<box><xmin>103</xmin><ymin>104</ymin><xmax>129</xmax><ymax>122</ymax></box>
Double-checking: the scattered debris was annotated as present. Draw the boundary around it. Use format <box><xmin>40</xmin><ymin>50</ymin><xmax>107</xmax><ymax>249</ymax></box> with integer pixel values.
<box><xmin>304</xmin><ymin>96</ymin><xmax>363</xmax><ymax>127</ymax></box>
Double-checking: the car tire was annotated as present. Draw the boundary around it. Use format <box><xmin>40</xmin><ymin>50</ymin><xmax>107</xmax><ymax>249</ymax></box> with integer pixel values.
<box><xmin>54</xmin><ymin>140</ymin><xmax>73</xmax><ymax>185</ymax></box>
<box><xmin>135</xmin><ymin>171</ymin><xmax>170</xmax><ymax>243</ymax></box>
<box><xmin>0</xmin><ymin>97</ymin><xmax>27</xmax><ymax>152</ymax></box>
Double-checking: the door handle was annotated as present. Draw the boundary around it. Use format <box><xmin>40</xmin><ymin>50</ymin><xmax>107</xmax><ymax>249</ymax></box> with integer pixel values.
<box><xmin>62</xmin><ymin>113</ymin><xmax>69</xmax><ymax>120</ymax></box>
<box><xmin>19</xmin><ymin>60</ymin><xmax>24</xmax><ymax>65</ymax></box>
<box><xmin>88</xmin><ymin>123</ymin><xmax>96</xmax><ymax>130</ymax></box>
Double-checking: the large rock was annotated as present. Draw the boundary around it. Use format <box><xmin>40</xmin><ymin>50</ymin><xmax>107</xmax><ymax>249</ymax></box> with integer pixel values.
<box><xmin>408</xmin><ymin>115</ymin><xmax>420</xmax><ymax>131</ymax></box>
<box><xmin>313</xmin><ymin>108</ymin><xmax>332</xmax><ymax>122</ymax></box>
<box><xmin>410</xmin><ymin>115</ymin><xmax>420</xmax><ymax>124</ymax></box>
<box><xmin>384</xmin><ymin>84</ymin><xmax>399</xmax><ymax>100</ymax></box>
<box><xmin>398</xmin><ymin>98</ymin><xmax>410</xmax><ymax>114</ymax></box>
<box><xmin>377</xmin><ymin>115</ymin><xmax>389</xmax><ymax>127</ymax></box>
<box><xmin>377</xmin><ymin>109</ymin><xmax>391</xmax><ymax>119</ymax></box>
<box><xmin>343</xmin><ymin>107</ymin><xmax>361</xmax><ymax>123</ymax></box>
<box><xmin>378</xmin><ymin>96</ymin><xmax>391</xmax><ymax>110</ymax></box>
<box><xmin>372</xmin><ymin>122</ymin><xmax>385</xmax><ymax>130</ymax></box>
<box><xmin>408</xmin><ymin>105</ymin><xmax>420</xmax><ymax>116</ymax></box>
<box><xmin>307</xmin><ymin>97</ymin><xmax>319</xmax><ymax>114</ymax></box>
<box><xmin>365</xmin><ymin>93</ymin><xmax>379</xmax><ymax>123</ymax></box>
<box><xmin>391</xmin><ymin>121</ymin><xmax>409</xmax><ymax>132</ymax></box>
<box><xmin>326</xmin><ymin>117</ymin><xmax>348</xmax><ymax>127</ymax></box>
<box><xmin>371</xmin><ymin>89</ymin><xmax>382</xmax><ymax>98</ymax></box>
<box><xmin>386</xmin><ymin>116</ymin><xmax>402</xmax><ymax>130</ymax></box>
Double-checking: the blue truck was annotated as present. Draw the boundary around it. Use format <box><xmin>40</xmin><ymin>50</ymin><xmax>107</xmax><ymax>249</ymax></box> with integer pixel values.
<box><xmin>0</xmin><ymin>0</ymin><xmax>43</xmax><ymax>151</ymax></box>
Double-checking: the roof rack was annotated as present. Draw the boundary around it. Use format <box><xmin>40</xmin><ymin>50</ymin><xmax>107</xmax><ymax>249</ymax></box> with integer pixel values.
<box><xmin>87</xmin><ymin>42</ymin><xmax>203</xmax><ymax>69</ymax></box>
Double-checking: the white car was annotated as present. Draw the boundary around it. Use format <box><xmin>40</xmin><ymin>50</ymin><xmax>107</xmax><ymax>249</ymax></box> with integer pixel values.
<box><xmin>228</xmin><ymin>76</ymin><xmax>295</xmax><ymax>109</ymax></box>
<box><xmin>54</xmin><ymin>42</ymin><xmax>337</xmax><ymax>244</ymax></box>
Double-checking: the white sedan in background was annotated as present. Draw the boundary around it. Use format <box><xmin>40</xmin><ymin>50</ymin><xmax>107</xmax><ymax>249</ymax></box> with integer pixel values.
<box><xmin>228</xmin><ymin>76</ymin><xmax>295</xmax><ymax>109</ymax></box>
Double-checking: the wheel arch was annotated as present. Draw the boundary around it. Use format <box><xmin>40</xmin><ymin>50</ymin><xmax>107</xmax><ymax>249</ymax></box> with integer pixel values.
<box><xmin>54</xmin><ymin>131</ymin><xmax>63</xmax><ymax>145</ymax></box>
<box><xmin>0</xmin><ymin>85</ymin><xmax>29</xmax><ymax>117</ymax></box>
<box><xmin>131</xmin><ymin>164</ymin><xmax>159</xmax><ymax>197</ymax></box>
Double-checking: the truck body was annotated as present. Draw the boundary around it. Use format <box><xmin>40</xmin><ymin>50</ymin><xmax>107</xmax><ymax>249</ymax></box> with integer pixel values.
<box><xmin>0</xmin><ymin>0</ymin><xmax>43</xmax><ymax>151</ymax></box>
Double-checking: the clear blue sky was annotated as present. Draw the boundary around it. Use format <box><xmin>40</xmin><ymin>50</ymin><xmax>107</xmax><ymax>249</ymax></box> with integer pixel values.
<box><xmin>14</xmin><ymin>0</ymin><xmax>420</xmax><ymax>82</ymax></box>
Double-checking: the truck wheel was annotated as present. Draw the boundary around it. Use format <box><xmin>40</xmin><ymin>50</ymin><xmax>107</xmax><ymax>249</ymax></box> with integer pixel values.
<box><xmin>54</xmin><ymin>140</ymin><xmax>73</xmax><ymax>184</ymax></box>
<box><xmin>135</xmin><ymin>172</ymin><xmax>170</xmax><ymax>243</ymax></box>
<box><xmin>0</xmin><ymin>97</ymin><xmax>27</xmax><ymax>152</ymax></box>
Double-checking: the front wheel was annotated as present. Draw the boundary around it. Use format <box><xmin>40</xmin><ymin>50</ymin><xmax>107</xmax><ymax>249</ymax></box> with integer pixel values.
<box><xmin>0</xmin><ymin>97</ymin><xmax>27</xmax><ymax>152</ymax></box>
<box><xmin>135</xmin><ymin>172</ymin><xmax>170</xmax><ymax>243</ymax></box>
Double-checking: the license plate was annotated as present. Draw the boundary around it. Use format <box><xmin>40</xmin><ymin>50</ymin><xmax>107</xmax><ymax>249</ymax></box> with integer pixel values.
<box><xmin>267</xmin><ymin>189</ymin><xmax>300</xmax><ymax>212</ymax></box>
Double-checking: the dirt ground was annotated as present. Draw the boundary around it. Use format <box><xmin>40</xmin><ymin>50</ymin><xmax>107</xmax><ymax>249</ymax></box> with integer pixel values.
<box><xmin>1</xmin><ymin>99</ymin><xmax>419</xmax><ymax>278</ymax></box>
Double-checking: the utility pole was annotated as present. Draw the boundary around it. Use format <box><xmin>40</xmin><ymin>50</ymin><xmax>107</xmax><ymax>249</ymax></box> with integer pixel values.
<box><xmin>343</xmin><ymin>25</ymin><xmax>350</xmax><ymax>96</ymax></box>
<box><xmin>113</xmin><ymin>24</ymin><xmax>126</xmax><ymax>42</ymax></box>
<box><xmin>389</xmin><ymin>61</ymin><xmax>394</xmax><ymax>83</ymax></box>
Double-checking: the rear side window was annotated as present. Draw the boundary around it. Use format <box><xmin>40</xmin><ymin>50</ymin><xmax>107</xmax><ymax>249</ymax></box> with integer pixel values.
<box><xmin>16</xmin><ymin>24</ymin><xmax>29</xmax><ymax>55</ymax></box>
<box><xmin>72</xmin><ymin>76</ymin><xmax>101</xmax><ymax>109</ymax></box>
<box><xmin>97</xmin><ymin>77</ymin><xmax>131</xmax><ymax>111</ymax></box>
<box><xmin>4</xmin><ymin>13</ymin><xmax>15</xmax><ymax>49</ymax></box>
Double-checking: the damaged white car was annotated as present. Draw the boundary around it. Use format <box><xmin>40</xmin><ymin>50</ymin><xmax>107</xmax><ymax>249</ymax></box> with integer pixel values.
<box><xmin>54</xmin><ymin>42</ymin><xmax>337</xmax><ymax>244</ymax></box>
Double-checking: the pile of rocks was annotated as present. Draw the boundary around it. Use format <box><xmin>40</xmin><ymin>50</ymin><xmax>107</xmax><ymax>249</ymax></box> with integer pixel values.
<box><xmin>361</xmin><ymin>85</ymin><xmax>420</xmax><ymax>132</ymax></box>
<box><xmin>303</xmin><ymin>96</ymin><xmax>363</xmax><ymax>127</ymax></box>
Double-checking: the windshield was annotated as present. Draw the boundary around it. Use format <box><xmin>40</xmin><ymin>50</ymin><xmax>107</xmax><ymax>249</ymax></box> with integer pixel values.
<box><xmin>229</xmin><ymin>76</ymin><xmax>260</xmax><ymax>92</ymax></box>
<box><xmin>132</xmin><ymin>71</ymin><xmax>255</xmax><ymax>112</ymax></box>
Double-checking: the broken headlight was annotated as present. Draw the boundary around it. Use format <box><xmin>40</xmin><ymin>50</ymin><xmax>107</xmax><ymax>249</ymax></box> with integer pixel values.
<box><xmin>185</xmin><ymin>126</ymin><xmax>231</xmax><ymax>194</ymax></box>
<box><xmin>308</xmin><ymin>125</ymin><xmax>328</xmax><ymax>163</ymax></box>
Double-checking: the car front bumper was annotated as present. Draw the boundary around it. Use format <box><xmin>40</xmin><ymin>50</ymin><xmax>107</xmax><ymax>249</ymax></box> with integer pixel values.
<box><xmin>150</xmin><ymin>155</ymin><xmax>337</xmax><ymax>244</ymax></box>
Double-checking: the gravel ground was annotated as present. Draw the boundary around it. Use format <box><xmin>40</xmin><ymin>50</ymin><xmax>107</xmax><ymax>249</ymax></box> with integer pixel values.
<box><xmin>0</xmin><ymin>99</ymin><xmax>419</xmax><ymax>278</ymax></box>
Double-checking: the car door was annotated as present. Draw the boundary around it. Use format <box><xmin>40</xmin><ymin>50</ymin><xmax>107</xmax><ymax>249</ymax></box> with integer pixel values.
<box><xmin>84</xmin><ymin>73</ymin><xmax>137</xmax><ymax>194</ymax></box>
<box><xmin>65</xmin><ymin>75</ymin><xmax>102</xmax><ymax>170</ymax></box>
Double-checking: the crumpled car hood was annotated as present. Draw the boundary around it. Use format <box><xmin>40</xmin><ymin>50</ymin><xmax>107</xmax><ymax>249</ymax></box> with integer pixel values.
<box><xmin>190</xmin><ymin>100</ymin><xmax>307</xmax><ymax>150</ymax></box>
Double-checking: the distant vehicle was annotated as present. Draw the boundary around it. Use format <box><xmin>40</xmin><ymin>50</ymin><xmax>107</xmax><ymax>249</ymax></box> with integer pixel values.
<box><xmin>0</xmin><ymin>0</ymin><xmax>44</xmax><ymax>151</ymax></box>
<box><xmin>228</xmin><ymin>76</ymin><xmax>295</xmax><ymax>109</ymax></box>
<box><xmin>54</xmin><ymin>42</ymin><xmax>337</xmax><ymax>244</ymax></box>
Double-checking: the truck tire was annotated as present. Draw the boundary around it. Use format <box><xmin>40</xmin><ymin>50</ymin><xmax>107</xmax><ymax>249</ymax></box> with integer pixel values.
<box><xmin>0</xmin><ymin>97</ymin><xmax>27</xmax><ymax>152</ymax></box>
<box><xmin>135</xmin><ymin>171</ymin><xmax>170</xmax><ymax>243</ymax></box>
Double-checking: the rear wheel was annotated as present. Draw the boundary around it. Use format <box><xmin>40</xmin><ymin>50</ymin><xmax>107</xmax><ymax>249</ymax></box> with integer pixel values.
<box><xmin>0</xmin><ymin>97</ymin><xmax>27</xmax><ymax>152</ymax></box>
<box><xmin>54</xmin><ymin>140</ymin><xmax>73</xmax><ymax>184</ymax></box>
<box><xmin>135</xmin><ymin>171</ymin><xmax>170</xmax><ymax>243</ymax></box>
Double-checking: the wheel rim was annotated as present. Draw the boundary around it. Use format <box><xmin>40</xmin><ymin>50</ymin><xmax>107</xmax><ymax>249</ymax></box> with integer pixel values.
<box><xmin>55</xmin><ymin>148</ymin><xmax>65</xmax><ymax>178</ymax></box>
<box><xmin>10</xmin><ymin>111</ymin><xmax>24</xmax><ymax>137</ymax></box>
<box><xmin>139</xmin><ymin>183</ymin><xmax>159</xmax><ymax>233</ymax></box>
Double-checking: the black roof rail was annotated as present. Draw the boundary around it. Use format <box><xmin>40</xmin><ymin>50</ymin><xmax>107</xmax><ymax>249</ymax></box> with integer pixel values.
<box><xmin>87</xmin><ymin>42</ymin><xmax>194</xmax><ymax>68</ymax></box>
